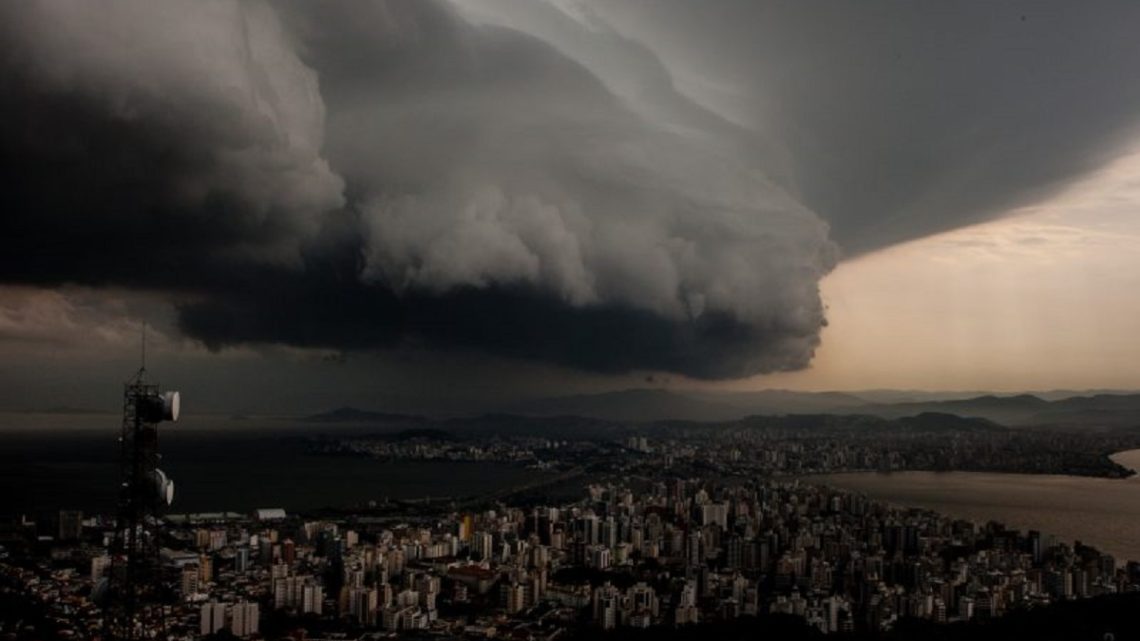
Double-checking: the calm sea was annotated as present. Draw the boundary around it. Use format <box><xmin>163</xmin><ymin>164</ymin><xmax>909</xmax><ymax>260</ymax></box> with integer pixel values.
<box><xmin>813</xmin><ymin>449</ymin><xmax>1140</xmax><ymax>563</ymax></box>
<box><xmin>0</xmin><ymin>413</ymin><xmax>543</xmax><ymax>516</ymax></box>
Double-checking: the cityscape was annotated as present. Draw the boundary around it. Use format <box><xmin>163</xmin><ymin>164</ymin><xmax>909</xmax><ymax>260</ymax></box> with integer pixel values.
<box><xmin>4</xmin><ymin>458</ymin><xmax>1138</xmax><ymax>640</ymax></box>
<box><xmin>3</xmin><ymin>394</ymin><xmax>1140</xmax><ymax>640</ymax></box>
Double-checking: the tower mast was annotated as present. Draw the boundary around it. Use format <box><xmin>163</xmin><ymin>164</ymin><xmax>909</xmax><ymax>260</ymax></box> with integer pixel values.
<box><xmin>104</xmin><ymin>325</ymin><xmax>180</xmax><ymax>640</ymax></box>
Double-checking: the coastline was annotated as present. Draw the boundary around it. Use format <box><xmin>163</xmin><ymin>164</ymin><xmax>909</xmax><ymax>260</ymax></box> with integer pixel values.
<box><xmin>795</xmin><ymin>447</ymin><xmax>1140</xmax><ymax>482</ymax></box>
<box><xmin>808</xmin><ymin>453</ymin><xmax>1140</xmax><ymax>563</ymax></box>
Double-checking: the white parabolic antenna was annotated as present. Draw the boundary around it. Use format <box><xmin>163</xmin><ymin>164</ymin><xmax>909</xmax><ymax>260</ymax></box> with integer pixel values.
<box><xmin>153</xmin><ymin>469</ymin><xmax>174</xmax><ymax>506</ymax></box>
<box><xmin>161</xmin><ymin>391</ymin><xmax>180</xmax><ymax>422</ymax></box>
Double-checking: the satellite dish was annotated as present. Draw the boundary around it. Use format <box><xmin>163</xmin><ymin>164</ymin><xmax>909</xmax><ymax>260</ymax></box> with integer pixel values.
<box><xmin>153</xmin><ymin>469</ymin><xmax>175</xmax><ymax>506</ymax></box>
<box><xmin>138</xmin><ymin>390</ymin><xmax>180</xmax><ymax>423</ymax></box>
<box><xmin>161</xmin><ymin>391</ymin><xmax>180</xmax><ymax>422</ymax></box>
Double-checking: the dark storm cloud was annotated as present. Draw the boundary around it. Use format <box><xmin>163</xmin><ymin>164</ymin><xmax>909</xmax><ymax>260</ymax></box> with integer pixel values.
<box><xmin>0</xmin><ymin>0</ymin><xmax>838</xmax><ymax>379</ymax></box>
<box><xmin>0</xmin><ymin>1</ymin><xmax>343</xmax><ymax>287</ymax></box>
<box><xmin>569</xmin><ymin>0</ymin><xmax>1140</xmax><ymax>254</ymax></box>
<box><xmin>178</xmin><ymin>279</ymin><xmax>816</xmax><ymax>379</ymax></box>
<box><xmin>3</xmin><ymin>0</ymin><xmax>1139</xmax><ymax>379</ymax></box>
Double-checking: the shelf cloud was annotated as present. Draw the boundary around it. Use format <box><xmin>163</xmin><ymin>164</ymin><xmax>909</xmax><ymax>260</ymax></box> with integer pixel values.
<box><xmin>534</xmin><ymin>0</ymin><xmax>1140</xmax><ymax>254</ymax></box>
<box><xmin>2</xmin><ymin>0</ymin><xmax>1139</xmax><ymax>379</ymax></box>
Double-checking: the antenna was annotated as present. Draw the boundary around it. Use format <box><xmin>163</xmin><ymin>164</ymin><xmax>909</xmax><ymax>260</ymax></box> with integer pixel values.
<box><xmin>106</xmin><ymin>329</ymin><xmax>181</xmax><ymax>641</ymax></box>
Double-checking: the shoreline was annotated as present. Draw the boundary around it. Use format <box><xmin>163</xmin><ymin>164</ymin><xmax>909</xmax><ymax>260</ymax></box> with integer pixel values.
<box><xmin>808</xmin><ymin>454</ymin><xmax>1140</xmax><ymax>564</ymax></box>
<box><xmin>794</xmin><ymin>447</ymin><xmax>1140</xmax><ymax>482</ymax></box>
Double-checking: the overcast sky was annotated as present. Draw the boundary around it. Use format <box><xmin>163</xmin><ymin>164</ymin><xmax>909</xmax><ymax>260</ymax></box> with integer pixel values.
<box><xmin>2</xmin><ymin>1</ymin><xmax>1139</xmax><ymax>414</ymax></box>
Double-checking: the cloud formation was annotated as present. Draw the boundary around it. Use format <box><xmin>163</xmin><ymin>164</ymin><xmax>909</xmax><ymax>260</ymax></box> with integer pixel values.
<box><xmin>0</xmin><ymin>1</ymin><xmax>344</xmax><ymax>287</ymax></box>
<box><xmin>561</xmin><ymin>1</ymin><xmax>1140</xmax><ymax>253</ymax></box>
<box><xmin>183</xmin><ymin>0</ymin><xmax>837</xmax><ymax>378</ymax></box>
<box><xmin>3</xmin><ymin>0</ymin><xmax>1139</xmax><ymax>380</ymax></box>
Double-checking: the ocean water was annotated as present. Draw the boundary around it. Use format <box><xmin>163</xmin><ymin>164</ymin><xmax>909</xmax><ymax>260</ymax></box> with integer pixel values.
<box><xmin>0</xmin><ymin>413</ymin><xmax>543</xmax><ymax>516</ymax></box>
<box><xmin>813</xmin><ymin>449</ymin><xmax>1140</xmax><ymax>563</ymax></box>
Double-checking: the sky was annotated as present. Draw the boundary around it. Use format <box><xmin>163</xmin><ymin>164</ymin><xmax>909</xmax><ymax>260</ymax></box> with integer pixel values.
<box><xmin>1</xmin><ymin>1</ymin><xmax>1139</xmax><ymax>414</ymax></box>
<box><xmin>754</xmin><ymin>148</ymin><xmax>1140</xmax><ymax>393</ymax></box>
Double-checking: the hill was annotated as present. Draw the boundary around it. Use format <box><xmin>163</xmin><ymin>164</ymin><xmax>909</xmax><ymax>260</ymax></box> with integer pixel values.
<box><xmin>506</xmin><ymin>388</ymin><xmax>1140</xmax><ymax>428</ymax></box>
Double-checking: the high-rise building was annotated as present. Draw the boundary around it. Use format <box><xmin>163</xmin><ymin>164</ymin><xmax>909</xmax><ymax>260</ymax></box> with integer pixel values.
<box><xmin>675</xmin><ymin>581</ymin><xmax>700</xmax><ymax>625</ymax></box>
<box><xmin>415</xmin><ymin>575</ymin><xmax>441</xmax><ymax>611</ymax></box>
<box><xmin>529</xmin><ymin>544</ymin><xmax>549</xmax><ymax>569</ymax></box>
<box><xmin>90</xmin><ymin>554</ymin><xmax>111</xmax><ymax>582</ymax></box>
<box><xmin>958</xmin><ymin>596</ymin><xmax>974</xmax><ymax>621</ymax></box>
<box><xmin>588</xmin><ymin>545</ymin><xmax>611</xmax><ymax>570</ymax></box>
<box><xmin>198</xmin><ymin>553</ymin><xmax>213</xmax><ymax>584</ymax></box>
<box><xmin>302</xmin><ymin>583</ymin><xmax>324</xmax><ymax>615</ymax></box>
<box><xmin>626</xmin><ymin>582</ymin><xmax>659</xmax><ymax>621</ymax></box>
<box><xmin>592</xmin><ymin>583</ymin><xmax>620</xmax><ymax>629</ymax></box>
<box><xmin>687</xmin><ymin>531</ymin><xmax>702</xmax><ymax>566</ymax></box>
<box><xmin>181</xmin><ymin>565</ymin><xmax>200</xmax><ymax>599</ymax></box>
<box><xmin>270</xmin><ymin>563</ymin><xmax>289</xmax><ymax>581</ymax></box>
<box><xmin>235</xmin><ymin>546</ymin><xmax>250</xmax><ymax>573</ymax></box>
<box><xmin>600</xmin><ymin>517</ymin><xmax>617</xmax><ymax>549</ymax></box>
<box><xmin>459</xmin><ymin>514</ymin><xmax>474</xmax><ymax>542</ymax></box>
<box><xmin>274</xmin><ymin>574</ymin><xmax>323</xmax><ymax>612</ymax></box>
<box><xmin>473</xmin><ymin>532</ymin><xmax>494</xmax><ymax>560</ymax></box>
<box><xmin>194</xmin><ymin>529</ymin><xmax>211</xmax><ymax>549</ymax></box>
<box><xmin>501</xmin><ymin>582</ymin><xmax>526</xmax><ymax>614</ymax></box>
<box><xmin>230</xmin><ymin>601</ymin><xmax>259</xmax><ymax>638</ymax></box>
<box><xmin>259</xmin><ymin>537</ymin><xmax>274</xmax><ymax>566</ymax></box>
<box><xmin>199</xmin><ymin>602</ymin><xmax>226</xmax><ymax>636</ymax></box>
<box><xmin>58</xmin><ymin>510</ymin><xmax>83</xmax><ymax>541</ymax></box>
<box><xmin>725</xmin><ymin>534</ymin><xmax>743</xmax><ymax>569</ymax></box>
<box><xmin>700</xmin><ymin>503</ymin><xmax>728</xmax><ymax>529</ymax></box>
<box><xmin>347</xmin><ymin>587</ymin><xmax>379</xmax><ymax>626</ymax></box>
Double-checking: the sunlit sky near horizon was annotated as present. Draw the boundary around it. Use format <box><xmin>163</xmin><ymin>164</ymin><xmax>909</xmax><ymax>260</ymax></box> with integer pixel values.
<box><xmin>751</xmin><ymin>147</ymin><xmax>1140</xmax><ymax>393</ymax></box>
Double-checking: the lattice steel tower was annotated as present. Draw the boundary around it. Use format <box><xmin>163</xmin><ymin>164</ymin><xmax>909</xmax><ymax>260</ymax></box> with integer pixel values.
<box><xmin>104</xmin><ymin>340</ymin><xmax>180</xmax><ymax>641</ymax></box>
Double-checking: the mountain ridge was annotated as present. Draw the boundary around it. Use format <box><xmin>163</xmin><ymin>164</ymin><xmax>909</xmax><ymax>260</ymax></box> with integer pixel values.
<box><xmin>308</xmin><ymin>388</ymin><xmax>1140</xmax><ymax>429</ymax></box>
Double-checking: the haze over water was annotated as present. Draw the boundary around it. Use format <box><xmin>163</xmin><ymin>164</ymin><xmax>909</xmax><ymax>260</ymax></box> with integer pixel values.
<box><xmin>815</xmin><ymin>449</ymin><xmax>1140</xmax><ymax>563</ymax></box>
<box><xmin>0</xmin><ymin>414</ymin><xmax>543</xmax><ymax>515</ymax></box>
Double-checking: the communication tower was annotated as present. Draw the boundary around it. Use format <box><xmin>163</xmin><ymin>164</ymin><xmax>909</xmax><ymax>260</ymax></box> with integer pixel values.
<box><xmin>103</xmin><ymin>329</ymin><xmax>180</xmax><ymax>640</ymax></box>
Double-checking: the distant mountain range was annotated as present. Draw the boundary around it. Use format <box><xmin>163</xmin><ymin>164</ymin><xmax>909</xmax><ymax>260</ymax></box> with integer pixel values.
<box><xmin>505</xmin><ymin>388</ymin><xmax>1140</xmax><ymax>428</ymax></box>
<box><xmin>507</xmin><ymin>389</ymin><xmax>869</xmax><ymax>422</ymax></box>
<box><xmin>303</xmin><ymin>406</ymin><xmax>1004</xmax><ymax>438</ymax></box>
<box><xmin>857</xmin><ymin>394</ymin><xmax>1140</xmax><ymax>428</ymax></box>
<box><xmin>305</xmin><ymin>388</ymin><xmax>1140</xmax><ymax>430</ymax></box>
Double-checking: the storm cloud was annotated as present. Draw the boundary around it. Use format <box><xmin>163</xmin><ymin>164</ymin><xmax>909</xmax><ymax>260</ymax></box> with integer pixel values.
<box><xmin>529</xmin><ymin>0</ymin><xmax>1140</xmax><ymax>254</ymax></box>
<box><xmin>0</xmin><ymin>1</ymin><xmax>344</xmax><ymax>285</ymax></box>
<box><xmin>2</xmin><ymin>0</ymin><xmax>1139</xmax><ymax>379</ymax></box>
